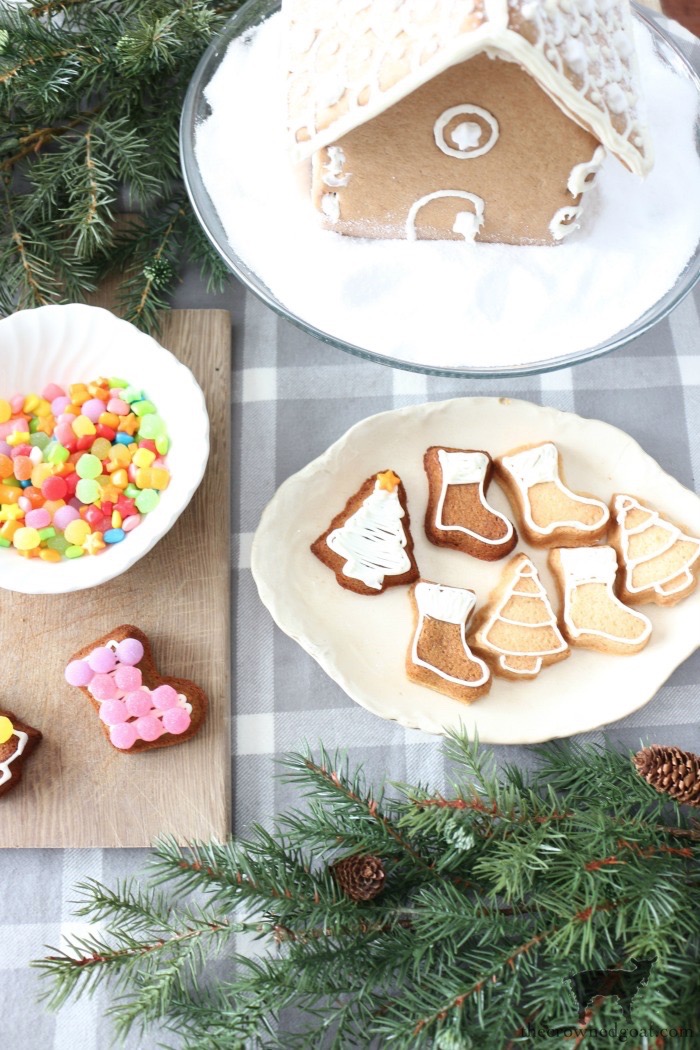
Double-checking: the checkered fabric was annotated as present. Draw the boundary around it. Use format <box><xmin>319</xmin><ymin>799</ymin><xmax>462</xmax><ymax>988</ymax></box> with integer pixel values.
<box><xmin>1</xmin><ymin>20</ymin><xmax>698</xmax><ymax>1050</ymax></box>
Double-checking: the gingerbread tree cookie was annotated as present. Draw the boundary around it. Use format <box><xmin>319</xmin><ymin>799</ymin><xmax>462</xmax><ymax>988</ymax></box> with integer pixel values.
<box><xmin>470</xmin><ymin>553</ymin><xmax>569</xmax><ymax>679</ymax></box>
<box><xmin>496</xmin><ymin>442</ymin><xmax>609</xmax><ymax>547</ymax></box>
<box><xmin>548</xmin><ymin>546</ymin><xmax>652</xmax><ymax>655</ymax></box>
<box><xmin>407</xmin><ymin>581</ymin><xmax>490</xmax><ymax>703</ymax></box>
<box><xmin>610</xmin><ymin>495</ymin><xmax>700</xmax><ymax>607</ymax></box>
<box><xmin>311</xmin><ymin>469</ymin><xmax>419</xmax><ymax>595</ymax></box>
<box><xmin>0</xmin><ymin>710</ymin><xmax>42</xmax><ymax>799</ymax></box>
<box><xmin>424</xmin><ymin>447</ymin><xmax>517</xmax><ymax>561</ymax></box>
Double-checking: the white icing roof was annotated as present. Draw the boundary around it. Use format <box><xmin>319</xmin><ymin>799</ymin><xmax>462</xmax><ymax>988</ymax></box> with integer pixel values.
<box><xmin>285</xmin><ymin>0</ymin><xmax>653</xmax><ymax>175</ymax></box>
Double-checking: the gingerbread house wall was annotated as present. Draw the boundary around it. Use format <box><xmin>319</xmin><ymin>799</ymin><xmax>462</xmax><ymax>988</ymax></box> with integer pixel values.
<box><xmin>311</xmin><ymin>54</ymin><xmax>601</xmax><ymax>246</ymax></box>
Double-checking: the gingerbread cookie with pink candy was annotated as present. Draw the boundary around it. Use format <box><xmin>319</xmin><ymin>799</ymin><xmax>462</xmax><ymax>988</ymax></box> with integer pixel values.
<box><xmin>65</xmin><ymin>625</ymin><xmax>207</xmax><ymax>752</ymax></box>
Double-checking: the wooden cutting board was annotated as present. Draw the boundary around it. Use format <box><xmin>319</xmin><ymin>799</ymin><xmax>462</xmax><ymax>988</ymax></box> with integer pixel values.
<box><xmin>0</xmin><ymin>306</ymin><xmax>231</xmax><ymax>847</ymax></box>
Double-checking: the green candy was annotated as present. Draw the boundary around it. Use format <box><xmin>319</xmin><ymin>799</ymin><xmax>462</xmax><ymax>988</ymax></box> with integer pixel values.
<box><xmin>124</xmin><ymin>483</ymin><xmax>140</xmax><ymax>498</ymax></box>
<box><xmin>76</xmin><ymin>453</ymin><xmax>101</xmax><ymax>480</ymax></box>
<box><xmin>155</xmin><ymin>434</ymin><xmax>169</xmax><ymax>455</ymax></box>
<box><xmin>47</xmin><ymin>535</ymin><xmax>69</xmax><ymax>553</ymax></box>
<box><xmin>135</xmin><ymin>488</ymin><xmax>159</xmax><ymax>514</ymax></box>
<box><xmin>76</xmin><ymin>478</ymin><xmax>100</xmax><ymax>504</ymax></box>
<box><xmin>122</xmin><ymin>385</ymin><xmax>144</xmax><ymax>404</ymax></box>
<box><xmin>132</xmin><ymin>400</ymin><xmax>155</xmax><ymax>417</ymax></box>
<box><xmin>109</xmin><ymin>377</ymin><xmax>128</xmax><ymax>388</ymax></box>
<box><xmin>45</xmin><ymin>442</ymin><xmax>69</xmax><ymax>464</ymax></box>
<box><xmin>38</xmin><ymin>527</ymin><xmax>56</xmax><ymax>541</ymax></box>
<box><xmin>3</xmin><ymin>477</ymin><xmax>19</xmax><ymax>488</ymax></box>
<box><xmin>28</xmin><ymin>417</ymin><xmax>39</xmax><ymax>433</ymax></box>
<box><xmin>30</xmin><ymin>433</ymin><xmax>50</xmax><ymax>449</ymax></box>
<box><xmin>137</xmin><ymin>413</ymin><xmax>165</xmax><ymax>439</ymax></box>
<box><xmin>0</xmin><ymin>537</ymin><xmax>10</xmax><ymax>548</ymax></box>
<box><xmin>65</xmin><ymin>545</ymin><xmax>84</xmax><ymax>559</ymax></box>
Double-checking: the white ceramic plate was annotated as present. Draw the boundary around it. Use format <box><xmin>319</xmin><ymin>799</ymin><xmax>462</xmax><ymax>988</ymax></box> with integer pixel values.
<box><xmin>251</xmin><ymin>397</ymin><xmax>700</xmax><ymax>743</ymax></box>
<box><xmin>0</xmin><ymin>305</ymin><xmax>209</xmax><ymax>594</ymax></box>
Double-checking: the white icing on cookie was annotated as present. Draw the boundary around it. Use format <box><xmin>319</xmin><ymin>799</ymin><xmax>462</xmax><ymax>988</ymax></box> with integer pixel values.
<box><xmin>322</xmin><ymin>145</ymin><xmax>351</xmax><ymax>187</ymax></box>
<box><xmin>479</xmin><ymin>556</ymin><xmax>567</xmax><ymax>676</ymax></box>
<box><xmin>406</xmin><ymin>190</ymin><xmax>485</xmax><ymax>242</ymax></box>
<box><xmin>614</xmin><ymin>495</ymin><xmax>700</xmax><ymax>596</ymax></box>
<box><xmin>435</xmin><ymin>449</ymin><xmax>514</xmax><ymax>547</ymax></box>
<box><xmin>550</xmin><ymin>144</ymin><xmax>606</xmax><ymax>241</ymax></box>
<box><xmin>326</xmin><ymin>477</ymin><xmax>412</xmax><ymax>589</ymax></box>
<box><xmin>500</xmin><ymin>443</ymin><xmax>609</xmax><ymax>535</ymax></box>
<box><xmin>412</xmin><ymin>582</ymin><xmax>490</xmax><ymax>687</ymax></box>
<box><xmin>434</xmin><ymin>104</ymin><xmax>499</xmax><ymax>159</ymax></box>
<box><xmin>0</xmin><ymin>729</ymin><xmax>28</xmax><ymax>788</ymax></box>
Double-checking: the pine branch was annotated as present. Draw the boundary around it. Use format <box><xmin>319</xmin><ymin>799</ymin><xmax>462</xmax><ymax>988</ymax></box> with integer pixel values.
<box><xmin>34</xmin><ymin>735</ymin><xmax>700</xmax><ymax>1047</ymax></box>
<box><xmin>0</xmin><ymin>0</ymin><xmax>238</xmax><ymax>327</ymax></box>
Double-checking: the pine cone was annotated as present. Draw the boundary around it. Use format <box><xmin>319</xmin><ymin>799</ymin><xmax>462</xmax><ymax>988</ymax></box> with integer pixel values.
<box><xmin>332</xmin><ymin>854</ymin><xmax>386</xmax><ymax>901</ymax></box>
<box><xmin>633</xmin><ymin>745</ymin><xmax>700</xmax><ymax>807</ymax></box>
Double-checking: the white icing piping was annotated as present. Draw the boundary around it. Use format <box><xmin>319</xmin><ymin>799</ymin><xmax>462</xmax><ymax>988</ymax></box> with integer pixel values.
<box><xmin>557</xmin><ymin>546</ymin><xmax>652</xmax><ymax>645</ymax></box>
<box><xmin>434</xmin><ymin>449</ymin><xmax>514</xmax><ymax>546</ymax></box>
<box><xmin>322</xmin><ymin>145</ymin><xmax>351</xmax><ymax>186</ymax></box>
<box><xmin>0</xmin><ymin>729</ymin><xmax>28</xmax><ymax>787</ymax></box>
<box><xmin>412</xmin><ymin>582</ymin><xmax>490</xmax><ymax>688</ymax></box>
<box><xmin>614</xmin><ymin>495</ymin><xmax>700</xmax><ymax>596</ymax></box>
<box><xmin>434</xmin><ymin>104</ymin><xmax>499</xmax><ymax>159</ymax></box>
<box><xmin>478</xmin><ymin>557</ymin><xmax>567</xmax><ymax>676</ymax></box>
<box><xmin>550</xmin><ymin>144</ymin><xmax>606</xmax><ymax>241</ymax></box>
<box><xmin>406</xmin><ymin>190</ymin><xmax>485</xmax><ymax>242</ymax></box>
<box><xmin>320</xmin><ymin>192</ymin><xmax>340</xmax><ymax>222</ymax></box>
<box><xmin>500</xmin><ymin>443</ymin><xmax>609</xmax><ymax>535</ymax></box>
<box><xmin>326</xmin><ymin>478</ymin><xmax>411</xmax><ymax>590</ymax></box>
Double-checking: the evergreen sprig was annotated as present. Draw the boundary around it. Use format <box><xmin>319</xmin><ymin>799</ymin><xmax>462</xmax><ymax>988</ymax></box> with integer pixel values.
<box><xmin>0</xmin><ymin>0</ymin><xmax>238</xmax><ymax>329</ymax></box>
<box><xmin>35</xmin><ymin>734</ymin><xmax>700</xmax><ymax>1048</ymax></box>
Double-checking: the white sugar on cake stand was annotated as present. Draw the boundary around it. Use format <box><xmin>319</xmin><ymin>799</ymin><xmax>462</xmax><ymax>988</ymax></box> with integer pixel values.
<box><xmin>195</xmin><ymin>14</ymin><xmax>700</xmax><ymax>371</ymax></box>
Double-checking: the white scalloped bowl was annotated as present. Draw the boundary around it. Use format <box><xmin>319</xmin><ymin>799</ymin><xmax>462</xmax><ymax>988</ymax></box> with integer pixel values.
<box><xmin>0</xmin><ymin>305</ymin><xmax>210</xmax><ymax>594</ymax></box>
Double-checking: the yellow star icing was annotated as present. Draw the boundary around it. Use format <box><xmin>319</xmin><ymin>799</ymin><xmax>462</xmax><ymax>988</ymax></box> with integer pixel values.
<box><xmin>376</xmin><ymin>470</ymin><xmax>401</xmax><ymax>492</ymax></box>
<box><xmin>82</xmin><ymin>531</ymin><xmax>106</xmax><ymax>555</ymax></box>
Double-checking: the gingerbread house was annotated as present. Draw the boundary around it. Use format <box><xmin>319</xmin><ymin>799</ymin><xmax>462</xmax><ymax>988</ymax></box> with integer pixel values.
<box><xmin>284</xmin><ymin>0</ymin><xmax>653</xmax><ymax>245</ymax></box>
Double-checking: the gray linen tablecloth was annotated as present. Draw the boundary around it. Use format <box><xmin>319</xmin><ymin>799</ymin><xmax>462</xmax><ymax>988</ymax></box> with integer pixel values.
<box><xmin>1</xmin><ymin>23</ymin><xmax>699</xmax><ymax>1048</ymax></box>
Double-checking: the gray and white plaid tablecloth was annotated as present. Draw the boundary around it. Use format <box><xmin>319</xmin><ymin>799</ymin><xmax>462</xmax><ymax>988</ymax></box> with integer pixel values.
<box><xmin>2</xmin><ymin>21</ymin><xmax>699</xmax><ymax>1049</ymax></box>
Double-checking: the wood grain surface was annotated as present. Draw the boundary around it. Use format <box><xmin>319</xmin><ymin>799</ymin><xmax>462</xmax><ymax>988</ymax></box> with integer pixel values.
<box><xmin>0</xmin><ymin>307</ymin><xmax>231</xmax><ymax>847</ymax></box>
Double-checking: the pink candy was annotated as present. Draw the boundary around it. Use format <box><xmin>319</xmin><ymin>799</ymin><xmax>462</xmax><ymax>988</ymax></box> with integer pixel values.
<box><xmin>87</xmin><ymin>646</ymin><xmax>117</xmax><ymax>674</ymax></box>
<box><xmin>107</xmin><ymin>397</ymin><xmax>129</xmax><ymax>415</ymax></box>
<box><xmin>151</xmin><ymin>684</ymin><xmax>179</xmax><ymax>711</ymax></box>
<box><xmin>53</xmin><ymin>506</ymin><xmax>80</xmax><ymax>531</ymax></box>
<box><xmin>115</xmin><ymin>637</ymin><xmax>144</xmax><ymax>665</ymax></box>
<box><xmin>135</xmin><ymin>715</ymin><xmax>164</xmax><ymax>742</ymax></box>
<box><xmin>65</xmin><ymin>659</ymin><xmax>94</xmax><ymax>686</ymax></box>
<box><xmin>110</xmin><ymin>722</ymin><xmax>138</xmax><ymax>750</ymax></box>
<box><xmin>162</xmin><ymin>707</ymin><xmax>190</xmax><ymax>735</ymax></box>
<box><xmin>25</xmin><ymin>508</ymin><xmax>50</xmax><ymax>529</ymax></box>
<box><xmin>100</xmin><ymin>700</ymin><xmax>129</xmax><ymax>726</ymax></box>
<box><xmin>125</xmin><ymin>689</ymin><xmax>152</xmax><ymax>718</ymax></box>
<box><xmin>81</xmin><ymin>398</ymin><xmax>104</xmax><ymax>423</ymax></box>
<box><xmin>114</xmin><ymin>664</ymin><xmax>142</xmax><ymax>692</ymax></box>
<box><xmin>89</xmin><ymin>673</ymin><xmax>118</xmax><ymax>701</ymax></box>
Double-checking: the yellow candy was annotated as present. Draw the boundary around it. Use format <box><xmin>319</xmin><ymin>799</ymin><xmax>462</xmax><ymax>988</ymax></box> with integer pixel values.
<box><xmin>105</xmin><ymin>445</ymin><xmax>131</xmax><ymax>471</ymax></box>
<box><xmin>6</xmin><ymin>430</ymin><xmax>29</xmax><ymax>447</ymax></box>
<box><xmin>135</xmin><ymin>468</ymin><xmax>153</xmax><ymax>490</ymax></box>
<box><xmin>72</xmin><ymin>415</ymin><xmax>96</xmax><ymax>437</ymax></box>
<box><xmin>31</xmin><ymin>463</ymin><xmax>53</xmax><ymax>489</ymax></box>
<box><xmin>43</xmin><ymin>499</ymin><xmax>66</xmax><ymax>516</ymax></box>
<box><xmin>64</xmin><ymin>519</ymin><xmax>91</xmax><ymax>545</ymax></box>
<box><xmin>0</xmin><ymin>519</ymin><xmax>20</xmax><ymax>540</ymax></box>
<box><xmin>0</xmin><ymin>715</ymin><xmax>13</xmax><ymax>744</ymax></box>
<box><xmin>0</xmin><ymin>400</ymin><xmax>11</xmax><ymax>424</ymax></box>
<box><xmin>91</xmin><ymin>437</ymin><xmax>112</xmax><ymax>460</ymax></box>
<box><xmin>99</xmin><ymin>412</ymin><xmax>119</xmax><ymax>429</ymax></box>
<box><xmin>13</xmin><ymin>526</ymin><xmax>41</xmax><ymax>551</ymax></box>
<box><xmin>111</xmin><ymin>468</ymin><xmax>128</xmax><ymax>489</ymax></box>
<box><xmin>35</xmin><ymin>398</ymin><xmax>52</xmax><ymax>417</ymax></box>
<box><xmin>150</xmin><ymin>468</ymin><xmax>170</xmax><ymax>491</ymax></box>
<box><xmin>69</xmin><ymin>384</ymin><xmax>89</xmax><ymax>405</ymax></box>
<box><xmin>0</xmin><ymin>504</ymin><xmax>23</xmax><ymax>523</ymax></box>
<box><xmin>23</xmin><ymin>393</ymin><xmax>40</xmax><ymax>413</ymax></box>
<box><xmin>111</xmin><ymin>510</ymin><xmax>123</xmax><ymax>529</ymax></box>
<box><xmin>82</xmin><ymin>531</ymin><xmax>106</xmax><ymax>555</ymax></box>
<box><xmin>132</xmin><ymin>448</ymin><xmax>156</xmax><ymax>468</ymax></box>
<box><xmin>40</xmin><ymin>549</ymin><xmax>61</xmax><ymax>563</ymax></box>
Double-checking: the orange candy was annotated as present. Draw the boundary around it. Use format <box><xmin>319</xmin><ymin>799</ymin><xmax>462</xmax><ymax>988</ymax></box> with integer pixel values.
<box><xmin>12</xmin><ymin>455</ymin><xmax>33</xmax><ymax>481</ymax></box>
<box><xmin>0</xmin><ymin>455</ymin><xmax>13</xmax><ymax>480</ymax></box>
<box><xmin>0</xmin><ymin>484</ymin><xmax>21</xmax><ymax>504</ymax></box>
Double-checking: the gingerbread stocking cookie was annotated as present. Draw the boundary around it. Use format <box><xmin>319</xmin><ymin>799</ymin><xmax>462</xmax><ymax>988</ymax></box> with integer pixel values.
<box><xmin>424</xmin><ymin>447</ymin><xmax>517</xmax><ymax>560</ymax></box>
<box><xmin>470</xmin><ymin>553</ymin><xmax>569</xmax><ymax>679</ymax></box>
<box><xmin>496</xmin><ymin>442</ymin><xmax>609</xmax><ymax>547</ymax></box>
<box><xmin>0</xmin><ymin>710</ymin><xmax>42</xmax><ymax>799</ymax></box>
<box><xmin>406</xmin><ymin>581</ymin><xmax>491</xmax><ymax>703</ymax></box>
<box><xmin>65</xmin><ymin>626</ymin><xmax>208</xmax><ymax>752</ymax></box>
<box><xmin>312</xmin><ymin>469</ymin><xmax>419</xmax><ymax>595</ymax></box>
<box><xmin>549</xmin><ymin>546</ymin><xmax>652</xmax><ymax>654</ymax></box>
<box><xmin>610</xmin><ymin>494</ymin><xmax>700</xmax><ymax>607</ymax></box>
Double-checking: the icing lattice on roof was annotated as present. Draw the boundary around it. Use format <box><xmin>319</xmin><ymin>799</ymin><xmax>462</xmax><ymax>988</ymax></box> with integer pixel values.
<box><xmin>285</xmin><ymin>0</ymin><xmax>653</xmax><ymax>176</ymax></box>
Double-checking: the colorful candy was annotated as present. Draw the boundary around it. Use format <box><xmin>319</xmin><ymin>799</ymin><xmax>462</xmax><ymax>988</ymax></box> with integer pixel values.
<box><xmin>0</xmin><ymin>377</ymin><xmax>171</xmax><ymax>562</ymax></box>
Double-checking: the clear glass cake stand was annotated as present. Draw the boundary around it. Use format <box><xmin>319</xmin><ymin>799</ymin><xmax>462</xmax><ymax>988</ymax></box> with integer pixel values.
<box><xmin>180</xmin><ymin>0</ymin><xmax>700</xmax><ymax>378</ymax></box>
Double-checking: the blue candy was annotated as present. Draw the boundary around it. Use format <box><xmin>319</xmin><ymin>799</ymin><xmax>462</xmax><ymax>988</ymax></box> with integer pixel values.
<box><xmin>104</xmin><ymin>528</ymin><xmax>126</xmax><ymax>544</ymax></box>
